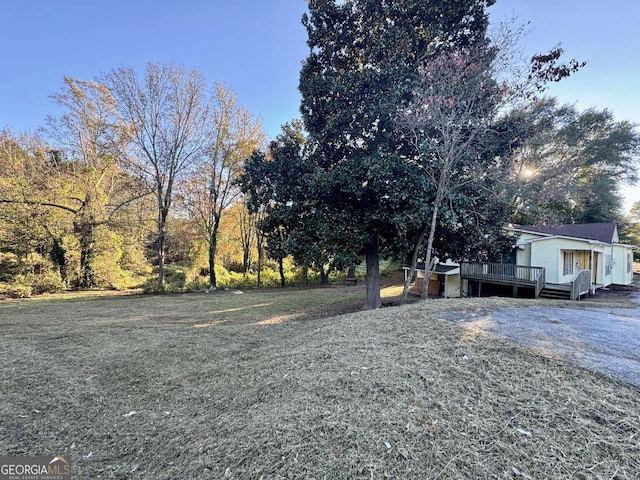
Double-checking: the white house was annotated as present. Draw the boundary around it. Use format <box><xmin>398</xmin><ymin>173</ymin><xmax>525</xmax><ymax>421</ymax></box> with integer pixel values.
<box><xmin>506</xmin><ymin>222</ymin><xmax>635</xmax><ymax>287</ymax></box>
<box><xmin>410</xmin><ymin>223</ymin><xmax>635</xmax><ymax>300</ymax></box>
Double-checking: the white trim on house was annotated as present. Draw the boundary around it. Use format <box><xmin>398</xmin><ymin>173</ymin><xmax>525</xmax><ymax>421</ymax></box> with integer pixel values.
<box><xmin>507</xmin><ymin>224</ymin><xmax>636</xmax><ymax>287</ymax></box>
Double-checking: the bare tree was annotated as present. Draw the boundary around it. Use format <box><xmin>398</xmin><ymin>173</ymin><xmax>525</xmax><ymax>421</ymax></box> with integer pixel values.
<box><xmin>398</xmin><ymin>48</ymin><xmax>501</xmax><ymax>301</ymax></box>
<box><xmin>179</xmin><ymin>84</ymin><xmax>263</xmax><ymax>289</ymax></box>
<box><xmin>397</xmin><ymin>33</ymin><xmax>586</xmax><ymax>302</ymax></box>
<box><xmin>104</xmin><ymin>63</ymin><xmax>214</xmax><ymax>288</ymax></box>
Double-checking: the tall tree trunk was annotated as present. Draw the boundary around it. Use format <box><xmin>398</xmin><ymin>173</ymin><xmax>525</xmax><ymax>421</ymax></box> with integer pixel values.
<box><xmin>242</xmin><ymin>245</ymin><xmax>250</xmax><ymax>275</ymax></box>
<box><xmin>50</xmin><ymin>236</ymin><xmax>68</xmax><ymax>285</ymax></box>
<box><xmin>278</xmin><ymin>256</ymin><xmax>285</xmax><ymax>287</ymax></box>
<box><xmin>157</xmin><ymin>229</ymin><xmax>166</xmax><ymax>289</ymax></box>
<box><xmin>365</xmin><ymin>234</ymin><xmax>382</xmax><ymax>309</ymax></box>
<box><xmin>420</xmin><ymin>179</ymin><xmax>446</xmax><ymax>299</ymax></box>
<box><xmin>208</xmin><ymin>233</ymin><xmax>217</xmax><ymax>288</ymax></box>
<box><xmin>400</xmin><ymin>226</ymin><xmax>428</xmax><ymax>304</ymax></box>
<box><xmin>256</xmin><ymin>235</ymin><xmax>264</xmax><ymax>288</ymax></box>
<box><xmin>347</xmin><ymin>265</ymin><xmax>356</xmax><ymax>279</ymax></box>
<box><xmin>157</xmin><ymin>206</ymin><xmax>168</xmax><ymax>290</ymax></box>
<box><xmin>75</xmin><ymin>218</ymin><xmax>97</xmax><ymax>289</ymax></box>
<box><xmin>320</xmin><ymin>266</ymin><xmax>329</xmax><ymax>284</ymax></box>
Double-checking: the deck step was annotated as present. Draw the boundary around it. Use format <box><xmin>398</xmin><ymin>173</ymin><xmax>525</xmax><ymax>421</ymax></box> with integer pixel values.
<box><xmin>539</xmin><ymin>287</ymin><xmax>571</xmax><ymax>300</ymax></box>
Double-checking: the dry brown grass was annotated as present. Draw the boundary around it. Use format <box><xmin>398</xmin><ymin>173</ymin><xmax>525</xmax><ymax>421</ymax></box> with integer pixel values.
<box><xmin>0</xmin><ymin>284</ymin><xmax>638</xmax><ymax>479</ymax></box>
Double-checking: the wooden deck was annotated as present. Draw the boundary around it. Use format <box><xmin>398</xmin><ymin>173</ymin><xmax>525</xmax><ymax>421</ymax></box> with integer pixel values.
<box><xmin>460</xmin><ymin>262</ymin><xmax>546</xmax><ymax>298</ymax></box>
<box><xmin>460</xmin><ymin>263</ymin><xmax>592</xmax><ymax>301</ymax></box>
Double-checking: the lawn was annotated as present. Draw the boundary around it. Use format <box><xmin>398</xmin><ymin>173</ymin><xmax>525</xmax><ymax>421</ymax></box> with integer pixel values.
<box><xmin>0</xmin><ymin>283</ymin><xmax>638</xmax><ymax>479</ymax></box>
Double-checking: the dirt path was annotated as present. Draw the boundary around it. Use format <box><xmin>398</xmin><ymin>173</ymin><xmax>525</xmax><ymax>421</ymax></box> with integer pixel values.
<box><xmin>442</xmin><ymin>295</ymin><xmax>640</xmax><ymax>388</ymax></box>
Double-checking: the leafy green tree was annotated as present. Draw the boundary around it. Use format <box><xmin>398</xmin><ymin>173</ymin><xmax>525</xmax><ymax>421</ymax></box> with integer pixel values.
<box><xmin>0</xmin><ymin>112</ymin><xmax>145</xmax><ymax>288</ymax></box>
<box><xmin>507</xmin><ymin>98</ymin><xmax>640</xmax><ymax>225</ymax></box>
<box><xmin>45</xmin><ymin>78</ymin><xmax>149</xmax><ymax>287</ymax></box>
<box><xmin>299</xmin><ymin>0</ymin><xmax>494</xmax><ymax>308</ymax></box>
<box><xmin>240</xmin><ymin>121</ymin><xmax>326</xmax><ymax>287</ymax></box>
<box><xmin>0</xmin><ymin>132</ymin><xmax>54</xmax><ymax>262</ymax></box>
<box><xmin>620</xmin><ymin>201</ymin><xmax>640</xmax><ymax>259</ymax></box>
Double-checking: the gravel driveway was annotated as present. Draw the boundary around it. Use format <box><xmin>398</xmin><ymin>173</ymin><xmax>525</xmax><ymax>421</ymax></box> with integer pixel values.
<box><xmin>444</xmin><ymin>295</ymin><xmax>640</xmax><ymax>389</ymax></box>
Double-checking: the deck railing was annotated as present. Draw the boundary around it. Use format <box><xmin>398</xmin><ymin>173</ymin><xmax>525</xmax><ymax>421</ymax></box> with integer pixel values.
<box><xmin>570</xmin><ymin>269</ymin><xmax>591</xmax><ymax>301</ymax></box>
<box><xmin>460</xmin><ymin>262</ymin><xmax>546</xmax><ymax>298</ymax></box>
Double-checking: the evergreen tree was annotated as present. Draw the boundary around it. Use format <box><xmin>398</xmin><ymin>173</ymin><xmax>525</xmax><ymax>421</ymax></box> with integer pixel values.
<box><xmin>299</xmin><ymin>0</ymin><xmax>494</xmax><ymax>308</ymax></box>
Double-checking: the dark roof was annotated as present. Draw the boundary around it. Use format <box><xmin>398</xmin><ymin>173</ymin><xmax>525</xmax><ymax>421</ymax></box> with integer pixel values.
<box><xmin>408</xmin><ymin>263</ymin><xmax>459</xmax><ymax>273</ymax></box>
<box><xmin>434</xmin><ymin>264</ymin><xmax>459</xmax><ymax>274</ymax></box>
<box><xmin>513</xmin><ymin>222</ymin><xmax>617</xmax><ymax>244</ymax></box>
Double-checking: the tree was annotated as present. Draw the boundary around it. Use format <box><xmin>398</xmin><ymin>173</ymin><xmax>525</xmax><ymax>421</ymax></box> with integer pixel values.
<box><xmin>240</xmin><ymin>121</ymin><xmax>323</xmax><ymax>287</ymax></box>
<box><xmin>300</xmin><ymin>0</ymin><xmax>494</xmax><ymax>309</ymax></box>
<box><xmin>45</xmin><ymin>77</ymin><xmax>149</xmax><ymax>287</ymax></box>
<box><xmin>104</xmin><ymin>63</ymin><xmax>214</xmax><ymax>289</ymax></box>
<box><xmin>391</xmin><ymin>14</ymin><xmax>590</xmax><ymax>301</ymax></box>
<box><xmin>506</xmin><ymin>98</ymin><xmax>640</xmax><ymax>225</ymax></box>
<box><xmin>396</xmin><ymin>47</ymin><xmax>502</xmax><ymax>300</ymax></box>
<box><xmin>0</xmin><ymin>131</ymin><xmax>61</xmax><ymax>265</ymax></box>
<box><xmin>1</xmin><ymin>77</ymin><xmax>149</xmax><ymax>289</ymax></box>
<box><xmin>621</xmin><ymin>201</ymin><xmax>640</xmax><ymax>259</ymax></box>
<box><xmin>179</xmin><ymin>83</ymin><xmax>263</xmax><ymax>289</ymax></box>
<box><xmin>235</xmin><ymin>200</ymin><xmax>256</xmax><ymax>274</ymax></box>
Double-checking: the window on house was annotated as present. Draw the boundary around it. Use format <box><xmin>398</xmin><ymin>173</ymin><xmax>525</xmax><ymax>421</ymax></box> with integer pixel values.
<box><xmin>563</xmin><ymin>252</ymin><xmax>574</xmax><ymax>276</ymax></box>
<box><xmin>605</xmin><ymin>255</ymin><xmax>613</xmax><ymax>276</ymax></box>
<box><xmin>501</xmin><ymin>249</ymin><xmax>517</xmax><ymax>265</ymax></box>
<box><xmin>628</xmin><ymin>252</ymin><xmax>632</xmax><ymax>274</ymax></box>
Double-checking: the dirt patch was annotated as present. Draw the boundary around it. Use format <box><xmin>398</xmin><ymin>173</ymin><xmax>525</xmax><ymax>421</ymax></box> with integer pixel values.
<box><xmin>585</xmin><ymin>281</ymin><xmax>640</xmax><ymax>305</ymax></box>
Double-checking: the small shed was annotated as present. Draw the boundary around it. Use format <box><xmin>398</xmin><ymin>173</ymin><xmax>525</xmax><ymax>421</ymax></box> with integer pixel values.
<box><xmin>404</xmin><ymin>260</ymin><xmax>461</xmax><ymax>298</ymax></box>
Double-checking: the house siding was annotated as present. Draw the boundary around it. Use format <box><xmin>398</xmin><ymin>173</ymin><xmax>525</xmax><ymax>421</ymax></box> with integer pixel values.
<box><xmin>506</xmin><ymin>223</ymin><xmax>635</xmax><ymax>291</ymax></box>
<box><xmin>515</xmin><ymin>233</ymin><xmax>537</xmax><ymax>267</ymax></box>
<box><xmin>441</xmin><ymin>274</ymin><xmax>461</xmax><ymax>298</ymax></box>
<box><xmin>526</xmin><ymin>237</ymin><xmax>607</xmax><ymax>285</ymax></box>
<box><xmin>612</xmin><ymin>244</ymin><xmax>634</xmax><ymax>285</ymax></box>
<box><xmin>601</xmin><ymin>245</ymin><xmax>613</xmax><ymax>287</ymax></box>
<box><xmin>529</xmin><ymin>240</ymin><xmax>560</xmax><ymax>282</ymax></box>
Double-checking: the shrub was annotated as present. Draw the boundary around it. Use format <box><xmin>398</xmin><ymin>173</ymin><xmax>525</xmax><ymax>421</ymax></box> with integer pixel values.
<box><xmin>225</xmin><ymin>260</ymin><xmax>246</xmax><ymax>274</ymax></box>
<box><xmin>143</xmin><ymin>265</ymin><xmax>188</xmax><ymax>293</ymax></box>
<box><xmin>31</xmin><ymin>270</ymin><xmax>64</xmax><ymax>295</ymax></box>
<box><xmin>381</xmin><ymin>259</ymin><xmax>402</xmax><ymax>276</ymax></box>
<box><xmin>213</xmin><ymin>264</ymin><xmax>231</xmax><ymax>288</ymax></box>
<box><xmin>258</xmin><ymin>268</ymin><xmax>283</xmax><ymax>288</ymax></box>
<box><xmin>0</xmin><ymin>283</ymin><xmax>32</xmax><ymax>299</ymax></box>
<box><xmin>119</xmin><ymin>243</ymin><xmax>153</xmax><ymax>276</ymax></box>
<box><xmin>0</xmin><ymin>253</ymin><xmax>20</xmax><ymax>282</ymax></box>
<box><xmin>227</xmin><ymin>271</ymin><xmax>257</xmax><ymax>290</ymax></box>
<box><xmin>184</xmin><ymin>276</ymin><xmax>210</xmax><ymax>292</ymax></box>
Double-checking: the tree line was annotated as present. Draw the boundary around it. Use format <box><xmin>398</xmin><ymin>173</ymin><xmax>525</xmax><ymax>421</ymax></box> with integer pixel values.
<box><xmin>1</xmin><ymin>0</ymin><xmax>639</xmax><ymax>304</ymax></box>
<box><xmin>0</xmin><ymin>66</ymin><xmax>265</xmax><ymax>296</ymax></box>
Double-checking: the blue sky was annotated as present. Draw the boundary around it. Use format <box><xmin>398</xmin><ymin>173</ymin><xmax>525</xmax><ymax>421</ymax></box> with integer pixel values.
<box><xmin>2</xmin><ymin>0</ymin><xmax>638</xmax><ymax>209</ymax></box>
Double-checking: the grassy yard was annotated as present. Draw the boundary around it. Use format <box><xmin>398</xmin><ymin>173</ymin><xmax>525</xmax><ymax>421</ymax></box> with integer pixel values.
<box><xmin>0</xmin><ymin>283</ymin><xmax>639</xmax><ymax>479</ymax></box>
